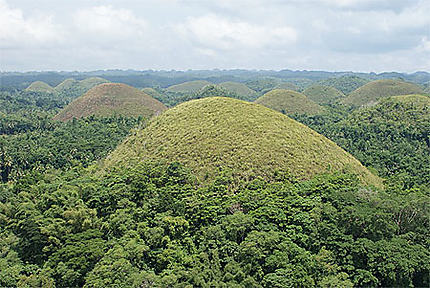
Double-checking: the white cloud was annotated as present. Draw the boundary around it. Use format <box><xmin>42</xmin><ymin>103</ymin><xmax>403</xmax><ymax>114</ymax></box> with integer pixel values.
<box><xmin>178</xmin><ymin>14</ymin><xmax>297</xmax><ymax>51</ymax></box>
<box><xmin>0</xmin><ymin>0</ymin><xmax>62</xmax><ymax>48</ymax></box>
<box><xmin>73</xmin><ymin>5</ymin><xmax>147</xmax><ymax>38</ymax></box>
<box><xmin>0</xmin><ymin>0</ymin><xmax>428</xmax><ymax>71</ymax></box>
<box><xmin>417</xmin><ymin>37</ymin><xmax>430</xmax><ymax>52</ymax></box>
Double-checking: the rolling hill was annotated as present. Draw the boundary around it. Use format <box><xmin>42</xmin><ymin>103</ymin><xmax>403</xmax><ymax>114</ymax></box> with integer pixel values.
<box><xmin>276</xmin><ymin>82</ymin><xmax>299</xmax><ymax>91</ymax></box>
<box><xmin>25</xmin><ymin>81</ymin><xmax>57</xmax><ymax>94</ymax></box>
<box><xmin>78</xmin><ymin>77</ymin><xmax>110</xmax><ymax>91</ymax></box>
<box><xmin>53</xmin><ymin>83</ymin><xmax>167</xmax><ymax>121</ymax></box>
<box><xmin>105</xmin><ymin>97</ymin><xmax>381</xmax><ymax>187</ymax></box>
<box><xmin>55</xmin><ymin>78</ymin><xmax>78</xmax><ymax>91</ymax></box>
<box><xmin>166</xmin><ymin>80</ymin><xmax>212</xmax><ymax>93</ymax></box>
<box><xmin>342</xmin><ymin>79</ymin><xmax>424</xmax><ymax>107</ymax></box>
<box><xmin>303</xmin><ymin>85</ymin><xmax>345</xmax><ymax>104</ymax></box>
<box><xmin>54</xmin><ymin>77</ymin><xmax>111</xmax><ymax>99</ymax></box>
<box><xmin>142</xmin><ymin>87</ymin><xmax>162</xmax><ymax>98</ymax></box>
<box><xmin>318</xmin><ymin>76</ymin><xmax>369</xmax><ymax>95</ymax></box>
<box><xmin>218</xmin><ymin>82</ymin><xmax>258</xmax><ymax>100</ymax></box>
<box><xmin>255</xmin><ymin>89</ymin><xmax>324</xmax><ymax>115</ymax></box>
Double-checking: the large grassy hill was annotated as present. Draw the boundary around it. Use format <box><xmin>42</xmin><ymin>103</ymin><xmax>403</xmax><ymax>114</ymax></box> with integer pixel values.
<box><xmin>53</xmin><ymin>83</ymin><xmax>167</xmax><ymax>121</ymax></box>
<box><xmin>166</xmin><ymin>80</ymin><xmax>212</xmax><ymax>93</ymax></box>
<box><xmin>105</xmin><ymin>97</ymin><xmax>381</xmax><ymax>187</ymax></box>
<box><xmin>303</xmin><ymin>85</ymin><xmax>345</xmax><ymax>104</ymax></box>
<box><xmin>342</xmin><ymin>79</ymin><xmax>424</xmax><ymax>107</ymax></box>
<box><xmin>25</xmin><ymin>81</ymin><xmax>57</xmax><ymax>94</ymax></box>
<box><xmin>255</xmin><ymin>89</ymin><xmax>324</xmax><ymax>115</ymax></box>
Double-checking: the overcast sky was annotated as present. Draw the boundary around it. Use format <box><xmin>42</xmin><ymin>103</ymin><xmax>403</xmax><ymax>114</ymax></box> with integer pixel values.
<box><xmin>1</xmin><ymin>0</ymin><xmax>429</xmax><ymax>72</ymax></box>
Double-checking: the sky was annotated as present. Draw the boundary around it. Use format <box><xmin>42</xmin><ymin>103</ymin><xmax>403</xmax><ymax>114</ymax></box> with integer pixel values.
<box><xmin>0</xmin><ymin>0</ymin><xmax>429</xmax><ymax>72</ymax></box>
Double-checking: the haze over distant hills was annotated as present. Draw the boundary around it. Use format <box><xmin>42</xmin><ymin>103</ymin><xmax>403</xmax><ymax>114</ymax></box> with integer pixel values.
<box><xmin>2</xmin><ymin>70</ymin><xmax>429</xmax><ymax>90</ymax></box>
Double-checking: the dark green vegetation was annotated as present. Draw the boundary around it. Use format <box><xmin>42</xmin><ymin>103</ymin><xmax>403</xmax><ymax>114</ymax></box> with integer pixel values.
<box><xmin>53</xmin><ymin>83</ymin><xmax>167</xmax><ymax>121</ymax></box>
<box><xmin>106</xmin><ymin>97</ymin><xmax>381</xmax><ymax>187</ymax></box>
<box><xmin>342</xmin><ymin>79</ymin><xmax>424</xmax><ymax>107</ymax></box>
<box><xmin>0</xmin><ymin>115</ymin><xmax>141</xmax><ymax>182</ymax></box>
<box><xmin>255</xmin><ymin>89</ymin><xmax>324</xmax><ymax>115</ymax></box>
<box><xmin>303</xmin><ymin>85</ymin><xmax>345</xmax><ymax>104</ymax></box>
<box><xmin>1</xmin><ymin>70</ymin><xmax>429</xmax><ymax>287</ymax></box>
<box><xmin>295</xmin><ymin>94</ymin><xmax>430</xmax><ymax>188</ymax></box>
<box><xmin>0</xmin><ymin>88</ymin><xmax>143</xmax><ymax>183</ymax></box>
<box><xmin>1</xmin><ymin>161</ymin><xmax>428</xmax><ymax>287</ymax></box>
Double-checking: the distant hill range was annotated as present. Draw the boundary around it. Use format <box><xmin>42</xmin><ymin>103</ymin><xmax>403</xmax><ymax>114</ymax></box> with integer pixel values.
<box><xmin>4</xmin><ymin>70</ymin><xmax>429</xmax><ymax>91</ymax></box>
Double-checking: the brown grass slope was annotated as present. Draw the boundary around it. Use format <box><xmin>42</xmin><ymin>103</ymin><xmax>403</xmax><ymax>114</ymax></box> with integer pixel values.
<box><xmin>303</xmin><ymin>85</ymin><xmax>345</xmax><ymax>104</ymax></box>
<box><xmin>166</xmin><ymin>80</ymin><xmax>212</xmax><ymax>93</ymax></box>
<box><xmin>342</xmin><ymin>79</ymin><xmax>424</xmax><ymax>107</ymax></box>
<box><xmin>255</xmin><ymin>89</ymin><xmax>324</xmax><ymax>115</ymax></box>
<box><xmin>105</xmin><ymin>97</ymin><xmax>382</xmax><ymax>187</ymax></box>
<box><xmin>25</xmin><ymin>81</ymin><xmax>56</xmax><ymax>94</ymax></box>
<box><xmin>53</xmin><ymin>83</ymin><xmax>167</xmax><ymax>121</ymax></box>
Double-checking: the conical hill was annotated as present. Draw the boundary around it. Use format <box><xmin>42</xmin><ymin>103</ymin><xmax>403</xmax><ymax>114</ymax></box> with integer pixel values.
<box><xmin>53</xmin><ymin>83</ymin><xmax>167</xmax><ymax>121</ymax></box>
<box><xmin>105</xmin><ymin>97</ymin><xmax>382</xmax><ymax>187</ymax></box>
<box><xmin>255</xmin><ymin>89</ymin><xmax>324</xmax><ymax>115</ymax></box>
<box><xmin>25</xmin><ymin>81</ymin><xmax>56</xmax><ymax>94</ymax></box>
<box><xmin>342</xmin><ymin>79</ymin><xmax>424</xmax><ymax>107</ymax></box>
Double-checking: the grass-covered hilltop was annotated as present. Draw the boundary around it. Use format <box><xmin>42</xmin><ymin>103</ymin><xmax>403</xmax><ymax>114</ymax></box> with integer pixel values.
<box><xmin>106</xmin><ymin>97</ymin><xmax>381</xmax><ymax>187</ymax></box>
<box><xmin>1</xmin><ymin>70</ymin><xmax>429</xmax><ymax>288</ymax></box>
<box><xmin>255</xmin><ymin>89</ymin><xmax>324</xmax><ymax>115</ymax></box>
<box><xmin>25</xmin><ymin>81</ymin><xmax>57</xmax><ymax>94</ymax></box>
<box><xmin>166</xmin><ymin>80</ymin><xmax>212</xmax><ymax>93</ymax></box>
<box><xmin>342</xmin><ymin>79</ymin><xmax>425</xmax><ymax>107</ymax></box>
<box><xmin>218</xmin><ymin>81</ymin><xmax>258</xmax><ymax>99</ymax></box>
<box><xmin>303</xmin><ymin>85</ymin><xmax>345</xmax><ymax>104</ymax></box>
<box><xmin>53</xmin><ymin>83</ymin><xmax>167</xmax><ymax>121</ymax></box>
